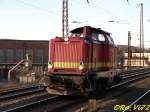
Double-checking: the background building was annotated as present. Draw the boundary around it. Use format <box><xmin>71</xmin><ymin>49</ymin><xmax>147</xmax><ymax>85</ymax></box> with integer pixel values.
<box><xmin>0</xmin><ymin>39</ymin><xmax>48</xmax><ymax>63</ymax></box>
<box><xmin>124</xmin><ymin>53</ymin><xmax>150</xmax><ymax>68</ymax></box>
<box><xmin>0</xmin><ymin>39</ymin><xmax>49</xmax><ymax>79</ymax></box>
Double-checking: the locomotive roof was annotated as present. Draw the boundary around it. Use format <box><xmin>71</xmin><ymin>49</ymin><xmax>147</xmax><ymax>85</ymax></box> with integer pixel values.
<box><xmin>70</xmin><ymin>26</ymin><xmax>110</xmax><ymax>35</ymax></box>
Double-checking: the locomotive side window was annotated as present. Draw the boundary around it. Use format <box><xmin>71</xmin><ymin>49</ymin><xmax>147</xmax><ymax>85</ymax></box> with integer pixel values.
<box><xmin>98</xmin><ymin>34</ymin><xmax>105</xmax><ymax>41</ymax></box>
<box><xmin>91</xmin><ymin>33</ymin><xmax>98</xmax><ymax>40</ymax></box>
<box><xmin>72</xmin><ymin>33</ymin><xmax>84</xmax><ymax>38</ymax></box>
<box><xmin>91</xmin><ymin>33</ymin><xmax>105</xmax><ymax>42</ymax></box>
<box><xmin>107</xmin><ymin>35</ymin><xmax>114</xmax><ymax>44</ymax></box>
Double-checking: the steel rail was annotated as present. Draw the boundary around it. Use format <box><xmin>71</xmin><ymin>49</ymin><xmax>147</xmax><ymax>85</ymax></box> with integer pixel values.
<box><xmin>122</xmin><ymin>68</ymin><xmax>150</xmax><ymax>78</ymax></box>
<box><xmin>122</xmin><ymin>71</ymin><xmax>149</xmax><ymax>79</ymax></box>
<box><xmin>2</xmin><ymin>69</ymin><xmax>150</xmax><ymax>112</ymax></box>
<box><xmin>121</xmin><ymin>68</ymin><xmax>149</xmax><ymax>75</ymax></box>
<box><xmin>0</xmin><ymin>85</ymin><xmax>39</xmax><ymax>95</ymax></box>
<box><xmin>75</xmin><ymin>71</ymin><xmax>150</xmax><ymax>112</ymax></box>
<box><xmin>112</xmin><ymin>73</ymin><xmax>150</xmax><ymax>89</ymax></box>
<box><xmin>122</xmin><ymin>89</ymin><xmax>150</xmax><ymax>112</ymax></box>
<box><xmin>2</xmin><ymin>96</ymin><xmax>58</xmax><ymax>112</ymax></box>
<box><xmin>0</xmin><ymin>88</ymin><xmax>44</xmax><ymax>101</ymax></box>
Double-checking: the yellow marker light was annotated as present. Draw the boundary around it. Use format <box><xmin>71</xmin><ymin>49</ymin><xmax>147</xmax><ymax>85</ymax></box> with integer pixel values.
<box><xmin>78</xmin><ymin>61</ymin><xmax>84</xmax><ymax>70</ymax></box>
<box><xmin>78</xmin><ymin>65</ymin><xmax>84</xmax><ymax>70</ymax></box>
<box><xmin>48</xmin><ymin>64</ymin><xmax>53</xmax><ymax>69</ymax></box>
<box><xmin>48</xmin><ymin>61</ymin><xmax>53</xmax><ymax>69</ymax></box>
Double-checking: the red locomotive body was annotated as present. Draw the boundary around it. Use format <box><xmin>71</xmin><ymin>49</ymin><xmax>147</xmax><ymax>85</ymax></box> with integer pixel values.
<box><xmin>48</xmin><ymin>37</ymin><xmax>84</xmax><ymax>75</ymax></box>
<box><xmin>46</xmin><ymin>26</ymin><xmax>121</xmax><ymax>95</ymax></box>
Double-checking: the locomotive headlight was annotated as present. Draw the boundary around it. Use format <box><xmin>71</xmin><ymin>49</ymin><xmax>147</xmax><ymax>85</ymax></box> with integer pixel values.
<box><xmin>78</xmin><ymin>65</ymin><xmax>84</xmax><ymax>70</ymax></box>
<box><xmin>78</xmin><ymin>61</ymin><xmax>84</xmax><ymax>70</ymax></box>
<box><xmin>48</xmin><ymin>61</ymin><xmax>53</xmax><ymax>69</ymax></box>
<box><xmin>64</xmin><ymin>37</ymin><xmax>69</xmax><ymax>41</ymax></box>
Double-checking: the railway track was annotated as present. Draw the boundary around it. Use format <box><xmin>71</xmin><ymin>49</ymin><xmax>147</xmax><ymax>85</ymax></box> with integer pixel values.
<box><xmin>121</xmin><ymin>67</ymin><xmax>150</xmax><ymax>75</ymax></box>
<box><xmin>112</xmin><ymin>70</ymin><xmax>150</xmax><ymax>89</ymax></box>
<box><xmin>0</xmin><ymin>85</ymin><xmax>48</xmax><ymax>111</ymax></box>
<box><xmin>0</xmin><ymin>85</ymin><xmax>44</xmax><ymax>102</ymax></box>
<box><xmin>0</xmin><ymin>85</ymin><xmax>41</xmax><ymax>95</ymax></box>
<box><xmin>73</xmin><ymin>68</ymin><xmax>150</xmax><ymax>112</ymax></box>
<box><xmin>1</xmin><ymin>68</ymin><xmax>150</xmax><ymax>112</ymax></box>
<box><xmin>122</xmin><ymin>89</ymin><xmax>150</xmax><ymax>112</ymax></box>
<box><xmin>122</xmin><ymin>67</ymin><xmax>150</xmax><ymax>79</ymax></box>
<box><xmin>0</xmin><ymin>85</ymin><xmax>84</xmax><ymax>112</ymax></box>
<box><xmin>1</xmin><ymin>95</ymin><xmax>86</xmax><ymax>112</ymax></box>
<box><xmin>94</xmin><ymin>72</ymin><xmax>150</xmax><ymax>112</ymax></box>
<box><xmin>0</xmin><ymin>88</ymin><xmax>44</xmax><ymax>102</ymax></box>
<box><xmin>2</xmin><ymin>96</ymin><xmax>58</xmax><ymax>112</ymax></box>
<box><xmin>121</xmin><ymin>68</ymin><xmax>150</xmax><ymax>77</ymax></box>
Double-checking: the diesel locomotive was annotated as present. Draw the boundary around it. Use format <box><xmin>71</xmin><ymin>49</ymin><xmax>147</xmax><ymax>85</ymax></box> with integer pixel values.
<box><xmin>46</xmin><ymin>26</ymin><xmax>122</xmax><ymax>95</ymax></box>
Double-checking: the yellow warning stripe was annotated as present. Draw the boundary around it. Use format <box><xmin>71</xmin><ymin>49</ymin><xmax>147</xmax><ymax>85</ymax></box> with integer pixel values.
<box><xmin>54</xmin><ymin>62</ymin><xmax>79</xmax><ymax>68</ymax></box>
<box><xmin>48</xmin><ymin>62</ymin><xmax>113</xmax><ymax>69</ymax></box>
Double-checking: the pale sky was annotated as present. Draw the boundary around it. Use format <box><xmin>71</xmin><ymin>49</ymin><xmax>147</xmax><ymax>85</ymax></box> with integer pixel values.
<box><xmin>0</xmin><ymin>0</ymin><xmax>150</xmax><ymax>47</ymax></box>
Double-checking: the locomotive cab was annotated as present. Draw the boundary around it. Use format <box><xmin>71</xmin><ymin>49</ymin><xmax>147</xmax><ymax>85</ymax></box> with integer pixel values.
<box><xmin>46</xmin><ymin>26</ymin><xmax>121</xmax><ymax>95</ymax></box>
<box><xmin>70</xmin><ymin>26</ymin><xmax>111</xmax><ymax>42</ymax></box>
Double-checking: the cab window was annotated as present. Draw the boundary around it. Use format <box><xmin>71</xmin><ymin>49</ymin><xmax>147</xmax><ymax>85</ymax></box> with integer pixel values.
<box><xmin>91</xmin><ymin>33</ymin><xmax>98</xmax><ymax>40</ymax></box>
<box><xmin>98</xmin><ymin>34</ymin><xmax>105</xmax><ymax>41</ymax></box>
<box><xmin>107</xmin><ymin>35</ymin><xmax>114</xmax><ymax>44</ymax></box>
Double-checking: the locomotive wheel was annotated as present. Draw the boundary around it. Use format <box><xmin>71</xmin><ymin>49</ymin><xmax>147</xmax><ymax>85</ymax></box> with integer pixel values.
<box><xmin>114</xmin><ymin>75</ymin><xmax>122</xmax><ymax>83</ymax></box>
<box><xmin>99</xmin><ymin>78</ymin><xmax>109</xmax><ymax>90</ymax></box>
<box><xmin>95</xmin><ymin>80</ymin><xmax>102</xmax><ymax>91</ymax></box>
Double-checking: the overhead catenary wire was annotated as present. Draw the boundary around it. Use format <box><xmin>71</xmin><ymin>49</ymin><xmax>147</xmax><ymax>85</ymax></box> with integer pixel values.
<box><xmin>15</xmin><ymin>0</ymin><xmax>61</xmax><ymax>16</ymax></box>
<box><xmin>13</xmin><ymin>0</ymin><xmax>131</xmax><ymax>21</ymax></box>
<box><xmin>74</xmin><ymin>0</ymin><xmax>121</xmax><ymax>21</ymax></box>
<box><xmin>90</xmin><ymin>1</ymin><xmax>120</xmax><ymax>20</ymax></box>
